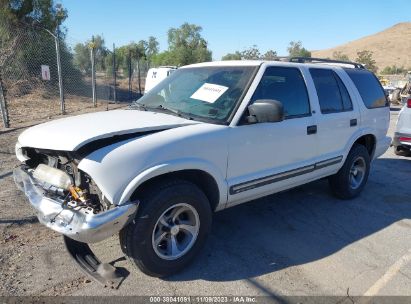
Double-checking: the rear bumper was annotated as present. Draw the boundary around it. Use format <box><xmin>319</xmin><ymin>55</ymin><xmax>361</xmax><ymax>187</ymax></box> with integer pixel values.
<box><xmin>13</xmin><ymin>167</ymin><xmax>138</xmax><ymax>243</ymax></box>
<box><xmin>392</xmin><ymin>132</ymin><xmax>411</xmax><ymax>150</ymax></box>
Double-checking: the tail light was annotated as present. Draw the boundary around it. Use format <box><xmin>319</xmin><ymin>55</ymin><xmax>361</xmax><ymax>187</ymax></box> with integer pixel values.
<box><xmin>399</xmin><ymin>137</ymin><xmax>411</xmax><ymax>142</ymax></box>
<box><xmin>407</xmin><ymin>98</ymin><xmax>411</xmax><ymax>108</ymax></box>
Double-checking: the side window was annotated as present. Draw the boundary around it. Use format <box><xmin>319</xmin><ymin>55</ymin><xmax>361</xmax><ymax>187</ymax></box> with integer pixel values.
<box><xmin>344</xmin><ymin>68</ymin><xmax>387</xmax><ymax>108</ymax></box>
<box><xmin>250</xmin><ymin>67</ymin><xmax>310</xmax><ymax>118</ymax></box>
<box><xmin>334</xmin><ymin>73</ymin><xmax>353</xmax><ymax>111</ymax></box>
<box><xmin>310</xmin><ymin>68</ymin><xmax>352</xmax><ymax>114</ymax></box>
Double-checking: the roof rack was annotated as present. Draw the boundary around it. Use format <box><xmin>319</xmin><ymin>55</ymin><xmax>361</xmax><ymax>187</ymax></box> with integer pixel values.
<box><xmin>289</xmin><ymin>57</ymin><xmax>365</xmax><ymax>69</ymax></box>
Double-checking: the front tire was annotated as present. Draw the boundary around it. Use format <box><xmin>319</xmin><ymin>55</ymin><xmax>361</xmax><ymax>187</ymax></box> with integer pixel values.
<box><xmin>329</xmin><ymin>144</ymin><xmax>370</xmax><ymax>199</ymax></box>
<box><xmin>119</xmin><ymin>179</ymin><xmax>212</xmax><ymax>277</ymax></box>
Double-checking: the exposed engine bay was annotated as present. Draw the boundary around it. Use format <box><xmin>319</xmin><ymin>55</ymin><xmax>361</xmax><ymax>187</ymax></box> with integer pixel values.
<box><xmin>21</xmin><ymin>147</ymin><xmax>111</xmax><ymax>215</ymax></box>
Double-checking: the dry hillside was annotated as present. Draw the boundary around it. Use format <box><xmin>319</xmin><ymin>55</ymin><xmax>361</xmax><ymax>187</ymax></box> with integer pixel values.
<box><xmin>312</xmin><ymin>22</ymin><xmax>411</xmax><ymax>70</ymax></box>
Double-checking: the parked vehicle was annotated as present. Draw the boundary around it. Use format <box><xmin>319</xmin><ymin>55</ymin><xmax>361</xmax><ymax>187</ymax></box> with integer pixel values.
<box><xmin>144</xmin><ymin>66</ymin><xmax>177</xmax><ymax>94</ymax></box>
<box><xmin>382</xmin><ymin>85</ymin><xmax>396</xmax><ymax>103</ymax></box>
<box><xmin>14</xmin><ymin>59</ymin><xmax>390</xmax><ymax>283</ymax></box>
<box><xmin>393</xmin><ymin>98</ymin><xmax>411</xmax><ymax>156</ymax></box>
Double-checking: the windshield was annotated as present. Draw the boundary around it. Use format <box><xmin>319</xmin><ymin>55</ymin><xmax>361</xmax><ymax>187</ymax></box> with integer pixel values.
<box><xmin>131</xmin><ymin>66</ymin><xmax>257</xmax><ymax>123</ymax></box>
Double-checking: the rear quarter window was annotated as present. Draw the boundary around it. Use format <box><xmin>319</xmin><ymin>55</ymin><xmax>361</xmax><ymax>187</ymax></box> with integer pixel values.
<box><xmin>344</xmin><ymin>68</ymin><xmax>388</xmax><ymax>109</ymax></box>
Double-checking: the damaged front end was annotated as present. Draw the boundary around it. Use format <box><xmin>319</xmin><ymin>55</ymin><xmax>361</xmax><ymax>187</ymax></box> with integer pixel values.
<box><xmin>13</xmin><ymin>146</ymin><xmax>138</xmax><ymax>288</ymax></box>
<box><xmin>13</xmin><ymin>147</ymin><xmax>138</xmax><ymax>243</ymax></box>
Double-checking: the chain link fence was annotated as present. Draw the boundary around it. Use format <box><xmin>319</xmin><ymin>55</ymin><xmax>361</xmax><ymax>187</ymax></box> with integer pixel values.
<box><xmin>0</xmin><ymin>21</ymin><xmax>149</xmax><ymax>129</ymax></box>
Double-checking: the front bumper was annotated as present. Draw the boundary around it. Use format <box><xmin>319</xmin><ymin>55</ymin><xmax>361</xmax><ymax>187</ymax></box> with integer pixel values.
<box><xmin>13</xmin><ymin>167</ymin><xmax>138</xmax><ymax>243</ymax></box>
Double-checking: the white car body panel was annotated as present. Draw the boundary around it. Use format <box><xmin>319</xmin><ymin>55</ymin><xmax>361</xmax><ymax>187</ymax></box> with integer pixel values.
<box><xmin>395</xmin><ymin>104</ymin><xmax>411</xmax><ymax>148</ymax></box>
<box><xmin>396</xmin><ymin>106</ymin><xmax>411</xmax><ymax>137</ymax></box>
<box><xmin>340</xmin><ymin>69</ymin><xmax>391</xmax><ymax>159</ymax></box>
<box><xmin>77</xmin><ymin>123</ymin><xmax>229</xmax><ymax>207</ymax></box>
<box><xmin>17</xmin><ymin>110</ymin><xmax>200</xmax><ymax>151</ymax></box>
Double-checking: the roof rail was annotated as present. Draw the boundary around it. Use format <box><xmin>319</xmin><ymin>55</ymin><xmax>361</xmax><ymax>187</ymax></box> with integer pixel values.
<box><xmin>289</xmin><ymin>57</ymin><xmax>365</xmax><ymax>69</ymax></box>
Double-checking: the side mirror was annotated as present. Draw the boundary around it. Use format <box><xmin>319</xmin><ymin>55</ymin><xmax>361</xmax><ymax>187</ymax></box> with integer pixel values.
<box><xmin>247</xmin><ymin>99</ymin><xmax>284</xmax><ymax>123</ymax></box>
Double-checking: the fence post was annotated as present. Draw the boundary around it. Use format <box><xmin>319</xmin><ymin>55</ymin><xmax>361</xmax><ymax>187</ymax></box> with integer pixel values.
<box><xmin>54</xmin><ymin>30</ymin><xmax>65</xmax><ymax>114</ymax></box>
<box><xmin>0</xmin><ymin>74</ymin><xmax>9</xmax><ymax>128</ymax></box>
<box><xmin>128</xmin><ymin>49</ymin><xmax>132</xmax><ymax>100</ymax></box>
<box><xmin>137</xmin><ymin>57</ymin><xmax>141</xmax><ymax>96</ymax></box>
<box><xmin>90</xmin><ymin>36</ymin><xmax>97</xmax><ymax>107</ymax></box>
<box><xmin>112</xmin><ymin>43</ymin><xmax>117</xmax><ymax>103</ymax></box>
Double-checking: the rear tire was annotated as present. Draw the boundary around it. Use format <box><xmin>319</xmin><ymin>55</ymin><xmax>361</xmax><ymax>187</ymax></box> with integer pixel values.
<box><xmin>329</xmin><ymin>144</ymin><xmax>370</xmax><ymax>200</ymax></box>
<box><xmin>119</xmin><ymin>179</ymin><xmax>212</xmax><ymax>277</ymax></box>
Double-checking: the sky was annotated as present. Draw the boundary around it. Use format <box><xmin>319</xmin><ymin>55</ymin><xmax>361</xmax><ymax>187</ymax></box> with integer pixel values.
<box><xmin>61</xmin><ymin>0</ymin><xmax>411</xmax><ymax>60</ymax></box>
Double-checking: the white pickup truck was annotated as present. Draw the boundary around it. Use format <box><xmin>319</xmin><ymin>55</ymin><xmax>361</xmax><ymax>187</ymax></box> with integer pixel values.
<box><xmin>14</xmin><ymin>59</ymin><xmax>390</xmax><ymax>283</ymax></box>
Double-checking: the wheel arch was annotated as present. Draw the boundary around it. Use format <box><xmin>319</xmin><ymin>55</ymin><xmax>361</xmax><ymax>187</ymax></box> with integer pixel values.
<box><xmin>117</xmin><ymin>160</ymin><xmax>227</xmax><ymax>211</ymax></box>
<box><xmin>352</xmin><ymin>133</ymin><xmax>376</xmax><ymax>158</ymax></box>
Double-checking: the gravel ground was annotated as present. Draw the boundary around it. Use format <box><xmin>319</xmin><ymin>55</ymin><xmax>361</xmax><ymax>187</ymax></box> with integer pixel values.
<box><xmin>0</xmin><ymin>106</ymin><xmax>410</xmax><ymax>299</ymax></box>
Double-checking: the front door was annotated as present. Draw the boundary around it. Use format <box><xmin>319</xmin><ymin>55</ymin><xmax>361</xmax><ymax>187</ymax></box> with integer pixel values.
<box><xmin>226</xmin><ymin>66</ymin><xmax>319</xmax><ymax>206</ymax></box>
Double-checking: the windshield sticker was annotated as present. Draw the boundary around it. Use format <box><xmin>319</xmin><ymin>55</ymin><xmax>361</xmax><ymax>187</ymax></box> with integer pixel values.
<box><xmin>190</xmin><ymin>83</ymin><xmax>229</xmax><ymax>103</ymax></box>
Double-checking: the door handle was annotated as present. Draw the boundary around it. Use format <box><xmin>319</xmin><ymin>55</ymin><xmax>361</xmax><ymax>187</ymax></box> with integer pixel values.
<box><xmin>307</xmin><ymin>125</ymin><xmax>317</xmax><ymax>135</ymax></box>
<box><xmin>350</xmin><ymin>119</ymin><xmax>357</xmax><ymax>127</ymax></box>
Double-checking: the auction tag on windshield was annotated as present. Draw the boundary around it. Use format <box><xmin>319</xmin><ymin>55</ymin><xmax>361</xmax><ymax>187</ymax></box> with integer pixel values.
<box><xmin>190</xmin><ymin>83</ymin><xmax>229</xmax><ymax>103</ymax></box>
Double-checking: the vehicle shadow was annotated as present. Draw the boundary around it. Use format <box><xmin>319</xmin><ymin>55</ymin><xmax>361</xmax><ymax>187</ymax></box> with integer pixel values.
<box><xmin>164</xmin><ymin>157</ymin><xmax>411</xmax><ymax>282</ymax></box>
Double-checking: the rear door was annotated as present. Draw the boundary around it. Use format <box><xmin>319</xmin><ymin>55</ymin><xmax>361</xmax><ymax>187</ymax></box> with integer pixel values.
<box><xmin>308</xmin><ymin>68</ymin><xmax>360</xmax><ymax>166</ymax></box>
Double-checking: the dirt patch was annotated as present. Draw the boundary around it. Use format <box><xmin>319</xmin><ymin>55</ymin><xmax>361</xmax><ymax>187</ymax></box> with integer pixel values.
<box><xmin>2</xmin><ymin>92</ymin><xmax>126</xmax><ymax>130</ymax></box>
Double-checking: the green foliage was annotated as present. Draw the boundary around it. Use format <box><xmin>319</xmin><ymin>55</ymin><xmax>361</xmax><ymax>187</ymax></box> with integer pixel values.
<box><xmin>240</xmin><ymin>45</ymin><xmax>261</xmax><ymax>60</ymax></box>
<box><xmin>262</xmin><ymin>50</ymin><xmax>278</xmax><ymax>60</ymax></box>
<box><xmin>355</xmin><ymin>50</ymin><xmax>378</xmax><ymax>73</ymax></box>
<box><xmin>153</xmin><ymin>23</ymin><xmax>212</xmax><ymax>66</ymax></box>
<box><xmin>0</xmin><ymin>0</ymin><xmax>67</xmax><ymax>31</ymax></box>
<box><xmin>146</xmin><ymin>36</ymin><xmax>159</xmax><ymax>59</ymax></box>
<box><xmin>381</xmin><ymin>65</ymin><xmax>407</xmax><ymax>75</ymax></box>
<box><xmin>151</xmin><ymin>51</ymin><xmax>172</xmax><ymax>66</ymax></box>
<box><xmin>221</xmin><ymin>47</ymin><xmax>277</xmax><ymax>61</ymax></box>
<box><xmin>332</xmin><ymin>51</ymin><xmax>350</xmax><ymax>61</ymax></box>
<box><xmin>0</xmin><ymin>1</ymin><xmax>83</xmax><ymax>94</ymax></box>
<box><xmin>287</xmin><ymin>41</ymin><xmax>311</xmax><ymax>58</ymax></box>
<box><xmin>221</xmin><ymin>51</ymin><xmax>242</xmax><ymax>61</ymax></box>
<box><xmin>72</xmin><ymin>35</ymin><xmax>159</xmax><ymax>77</ymax></box>
<box><xmin>73</xmin><ymin>35</ymin><xmax>108</xmax><ymax>75</ymax></box>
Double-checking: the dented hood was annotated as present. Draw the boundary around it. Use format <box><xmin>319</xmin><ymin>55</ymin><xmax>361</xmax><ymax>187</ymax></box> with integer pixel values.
<box><xmin>18</xmin><ymin>109</ymin><xmax>200</xmax><ymax>151</ymax></box>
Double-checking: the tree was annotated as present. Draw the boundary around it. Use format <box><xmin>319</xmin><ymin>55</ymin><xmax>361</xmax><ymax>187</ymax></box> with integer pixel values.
<box><xmin>287</xmin><ymin>41</ymin><xmax>311</xmax><ymax>58</ymax></box>
<box><xmin>381</xmin><ymin>65</ymin><xmax>407</xmax><ymax>75</ymax></box>
<box><xmin>332</xmin><ymin>51</ymin><xmax>350</xmax><ymax>61</ymax></box>
<box><xmin>221</xmin><ymin>51</ymin><xmax>242</xmax><ymax>61</ymax></box>
<box><xmin>73</xmin><ymin>35</ymin><xmax>108</xmax><ymax>74</ymax></box>
<box><xmin>0</xmin><ymin>0</ymin><xmax>67</xmax><ymax>31</ymax></box>
<box><xmin>355</xmin><ymin>50</ymin><xmax>378</xmax><ymax>73</ymax></box>
<box><xmin>0</xmin><ymin>0</ymin><xmax>84</xmax><ymax>93</ymax></box>
<box><xmin>146</xmin><ymin>36</ymin><xmax>159</xmax><ymax>60</ymax></box>
<box><xmin>154</xmin><ymin>23</ymin><xmax>212</xmax><ymax>66</ymax></box>
<box><xmin>240</xmin><ymin>45</ymin><xmax>261</xmax><ymax>60</ymax></box>
<box><xmin>222</xmin><ymin>47</ymin><xmax>278</xmax><ymax>61</ymax></box>
<box><xmin>262</xmin><ymin>49</ymin><xmax>278</xmax><ymax>60</ymax></box>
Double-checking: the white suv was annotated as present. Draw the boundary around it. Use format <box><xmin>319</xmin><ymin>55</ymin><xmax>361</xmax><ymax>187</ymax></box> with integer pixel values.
<box><xmin>14</xmin><ymin>59</ymin><xmax>391</xmax><ymax>283</ymax></box>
